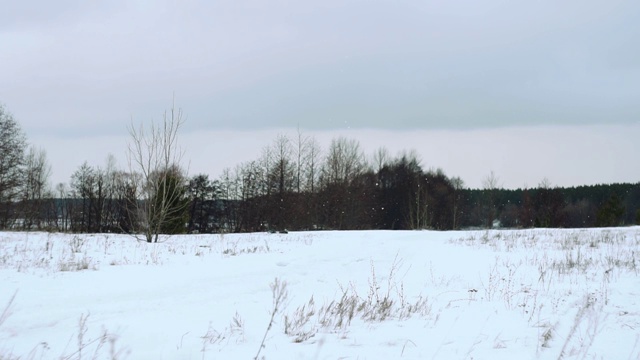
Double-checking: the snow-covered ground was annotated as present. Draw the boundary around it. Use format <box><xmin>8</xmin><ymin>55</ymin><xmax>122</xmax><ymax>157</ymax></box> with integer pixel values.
<box><xmin>1</xmin><ymin>228</ymin><xmax>639</xmax><ymax>359</ymax></box>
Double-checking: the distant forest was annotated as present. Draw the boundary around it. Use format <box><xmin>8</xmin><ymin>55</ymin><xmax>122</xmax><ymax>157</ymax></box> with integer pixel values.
<box><xmin>4</xmin><ymin>137</ymin><xmax>639</xmax><ymax>234</ymax></box>
<box><xmin>2</xmin><ymin>104</ymin><xmax>639</xmax><ymax>235</ymax></box>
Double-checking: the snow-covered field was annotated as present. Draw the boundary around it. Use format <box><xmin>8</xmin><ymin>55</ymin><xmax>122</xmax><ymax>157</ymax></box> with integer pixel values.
<box><xmin>1</xmin><ymin>228</ymin><xmax>639</xmax><ymax>359</ymax></box>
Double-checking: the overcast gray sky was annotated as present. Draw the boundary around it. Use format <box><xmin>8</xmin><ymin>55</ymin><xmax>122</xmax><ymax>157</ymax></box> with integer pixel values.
<box><xmin>1</xmin><ymin>0</ymin><xmax>639</xmax><ymax>188</ymax></box>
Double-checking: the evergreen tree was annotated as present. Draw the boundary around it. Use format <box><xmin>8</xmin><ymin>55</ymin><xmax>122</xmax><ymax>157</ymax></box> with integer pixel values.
<box><xmin>154</xmin><ymin>167</ymin><xmax>188</xmax><ymax>234</ymax></box>
<box><xmin>596</xmin><ymin>193</ymin><xmax>625</xmax><ymax>227</ymax></box>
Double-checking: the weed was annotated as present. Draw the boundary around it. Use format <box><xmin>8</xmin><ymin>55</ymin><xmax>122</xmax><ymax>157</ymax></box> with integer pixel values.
<box><xmin>540</xmin><ymin>326</ymin><xmax>554</xmax><ymax>349</ymax></box>
<box><xmin>284</xmin><ymin>297</ymin><xmax>316</xmax><ymax>342</ymax></box>
<box><xmin>255</xmin><ymin>278</ymin><xmax>288</xmax><ymax>360</ymax></box>
<box><xmin>283</xmin><ymin>259</ymin><xmax>430</xmax><ymax>343</ymax></box>
<box><xmin>0</xmin><ymin>291</ymin><xmax>17</xmax><ymax>328</ymax></box>
<box><xmin>200</xmin><ymin>313</ymin><xmax>246</xmax><ymax>357</ymax></box>
<box><xmin>59</xmin><ymin>312</ymin><xmax>129</xmax><ymax>360</ymax></box>
<box><xmin>69</xmin><ymin>235</ymin><xmax>86</xmax><ymax>253</ymax></box>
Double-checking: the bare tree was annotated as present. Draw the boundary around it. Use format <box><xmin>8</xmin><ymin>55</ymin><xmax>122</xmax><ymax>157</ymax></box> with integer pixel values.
<box><xmin>323</xmin><ymin>137</ymin><xmax>365</xmax><ymax>186</ymax></box>
<box><xmin>450</xmin><ymin>176</ymin><xmax>464</xmax><ymax>230</ymax></box>
<box><xmin>269</xmin><ymin>134</ymin><xmax>294</xmax><ymax>196</ymax></box>
<box><xmin>55</xmin><ymin>183</ymin><xmax>71</xmax><ymax>231</ymax></box>
<box><xmin>239</xmin><ymin>160</ymin><xmax>266</xmax><ymax>231</ymax></box>
<box><xmin>399</xmin><ymin>151</ymin><xmax>428</xmax><ymax>230</ymax></box>
<box><xmin>23</xmin><ymin>146</ymin><xmax>51</xmax><ymax>200</ymax></box>
<box><xmin>304</xmin><ymin>136</ymin><xmax>322</xmax><ymax>193</ymax></box>
<box><xmin>320</xmin><ymin>137</ymin><xmax>366</xmax><ymax>229</ymax></box>
<box><xmin>482</xmin><ymin>170</ymin><xmax>501</xmax><ymax>190</ymax></box>
<box><xmin>407</xmin><ymin>179</ymin><xmax>429</xmax><ymax>230</ymax></box>
<box><xmin>294</xmin><ymin>127</ymin><xmax>307</xmax><ymax>193</ymax></box>
<box><xmin>482</xmin><ymin>170</ymin><xmax>502</xmax><ymax>228</ymax></box>
<box><xmin>372</xmin><ymin>146</ymin><xmax>390</xmax><ymax>174</ymax></box>
<box><xmin>101</xmin><ymin>154</ymin><xmax>121</xmax><ymax>231</ymax></box>
<box><xmin>127</xmin><ymin>104</ymin><xmax>188</xmax><ymax>242</ymax></box>
<box><xmin>21</xmin><ymin>146</ymin><xmax>52</xmax><ymax>229</ymax></box>
<box><xmin>66</xmin><ymin>156</ymin><xmax>123</xmax><ymax>233</ymax></box>
<box><xmin>273</xmin><ymin>135</ymin><xmax>294</xmax><ymax>229</ymax></box>
<box><xmin>0</xmin><ymin>105</ymin><xmax>27</xmax><ymax>228</ymax></box>
<box><xmin>539</xmin><ymin>177</ymin><xmax>552</xmax><ymax>190</ymax></box>
<box><xmin>258</xmin><ymin>145</ymin><xmax>273</xmax><ymax>197</ymax></box>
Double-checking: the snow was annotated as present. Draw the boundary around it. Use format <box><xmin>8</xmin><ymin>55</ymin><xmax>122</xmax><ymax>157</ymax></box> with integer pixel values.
<box><xmin>1</xmin><ymin>228</ymin><xmax>639</xmax><ymax>359</ymax></box>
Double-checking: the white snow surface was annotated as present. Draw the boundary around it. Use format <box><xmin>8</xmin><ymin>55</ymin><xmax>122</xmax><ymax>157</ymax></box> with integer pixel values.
<box><xmin>1</xmin><ymin>228</ymin><xmax>639</xmax><ymax>359</ymax></box>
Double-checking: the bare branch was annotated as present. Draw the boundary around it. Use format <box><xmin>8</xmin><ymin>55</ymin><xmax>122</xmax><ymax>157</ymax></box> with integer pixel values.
<box><xmin>127</xmin><ymin>103</ymin><xmax>188</xmax><ymax>242</ymax></box>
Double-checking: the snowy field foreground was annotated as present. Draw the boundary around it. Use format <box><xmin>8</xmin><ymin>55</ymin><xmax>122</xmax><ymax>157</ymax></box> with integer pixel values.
<box><xmin>1</xmin><ymin>229</ymin><xmax>639</xmax><ymax>359</ymax></box>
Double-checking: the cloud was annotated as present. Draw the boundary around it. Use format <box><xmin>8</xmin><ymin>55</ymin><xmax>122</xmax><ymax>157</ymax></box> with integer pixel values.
<box><xmin>1</xmin><ymin>0</ymin><xmax>639</xmax><ymax>138</ymax></box>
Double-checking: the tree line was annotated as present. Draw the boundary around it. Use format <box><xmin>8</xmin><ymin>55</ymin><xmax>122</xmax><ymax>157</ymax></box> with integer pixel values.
<box><xmin>1</xmin><ymin>103</ymin><xmax>639</xmax><ymax>237</ymax></box>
